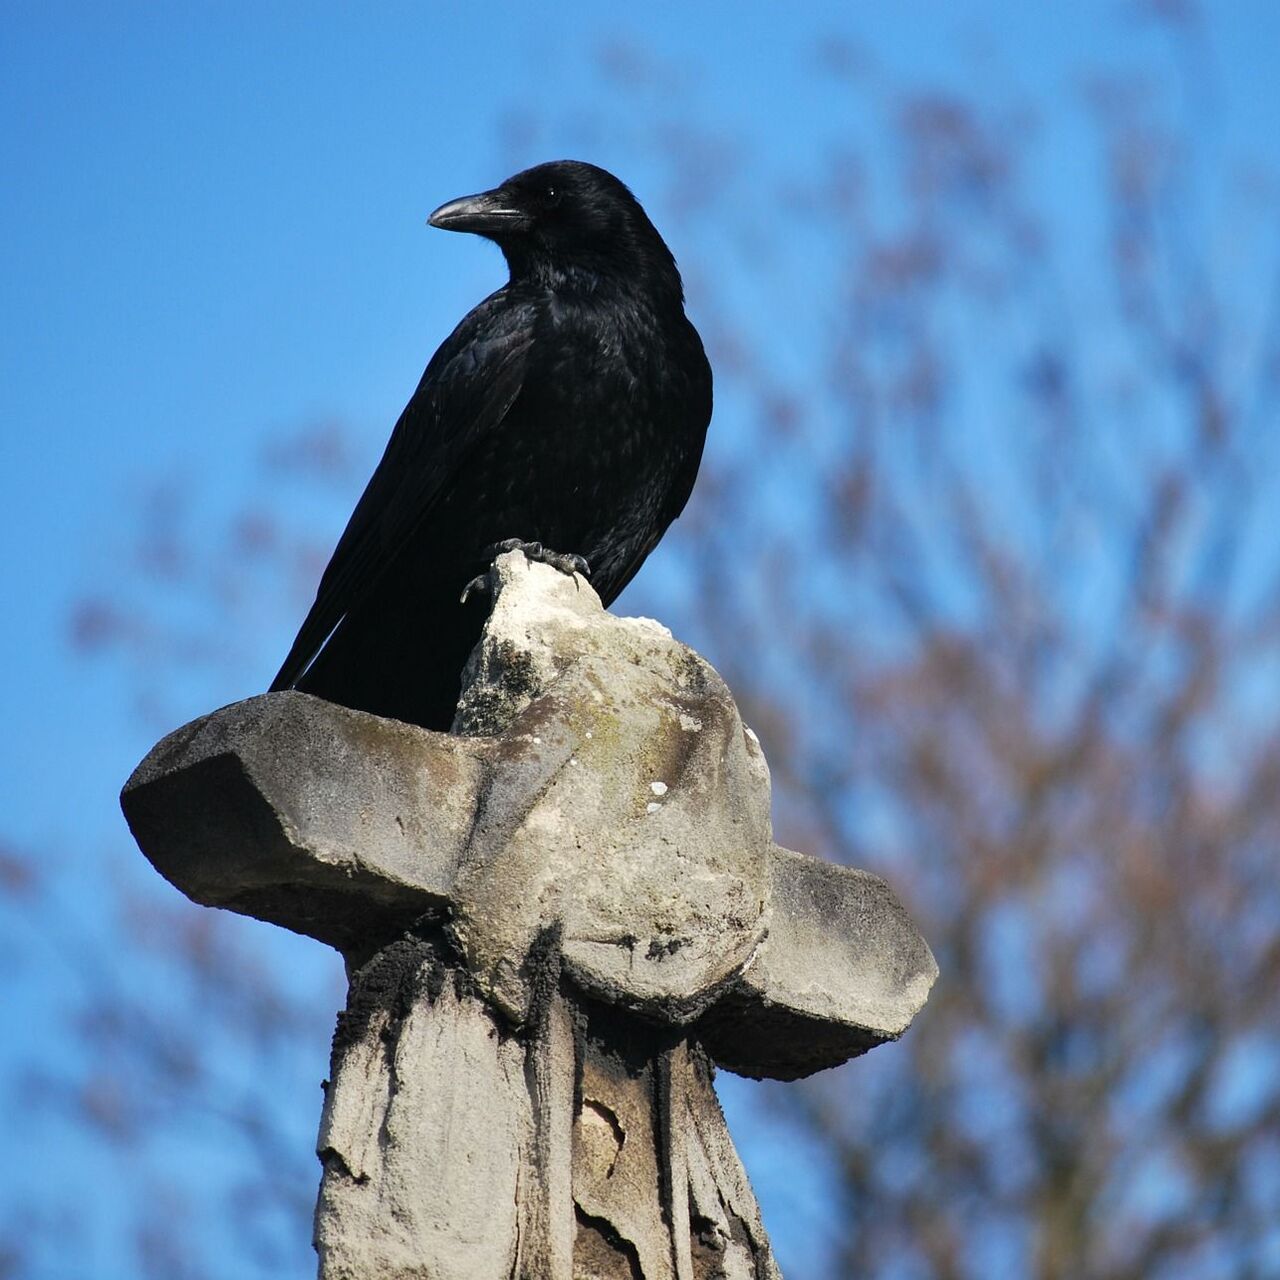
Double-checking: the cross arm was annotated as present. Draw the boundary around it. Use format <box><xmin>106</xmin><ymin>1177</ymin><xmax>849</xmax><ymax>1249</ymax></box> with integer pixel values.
<box><xmin>122</xmin><ymin>555</ymin><xmax>936</xmax><ymax>1079</ymax></box>
<box><xmin>121</xmin><ymin>690</ymin><xmax>482</xmax><ymax>952</ymax></box>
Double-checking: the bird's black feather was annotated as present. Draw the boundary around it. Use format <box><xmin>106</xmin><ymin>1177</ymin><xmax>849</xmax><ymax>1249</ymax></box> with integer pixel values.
<box><xmin>271</xmin><ymin>295</ymin><xmax>536</xmax><ymax>690</ymax></box>
<box><xmin>271</xmin><ymin>160</ymin><xmax>712</xmax><ymax>729</ymax></box>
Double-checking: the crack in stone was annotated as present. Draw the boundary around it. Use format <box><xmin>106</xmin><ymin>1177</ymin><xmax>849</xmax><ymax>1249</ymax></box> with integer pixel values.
<box><xmin>580</xmin><ymin>1096</ymin><xmax>627</xmax><ymax>1180</ymax></box>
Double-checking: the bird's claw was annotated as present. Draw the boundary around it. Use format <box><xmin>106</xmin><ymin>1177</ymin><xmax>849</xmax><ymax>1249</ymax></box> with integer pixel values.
<box><xmin>538</xmin><ymin>548</ymin><xmax>591</xmax><ymax>581</ymax></box>
<box><xmin>460</xmin><ymin>540</ymin><xmax>592</xmax><ymax>604</ymax></box>
<box><xmin>491</xmin><ymin>539</ymin><xmax>591</xmax><ymax>581</ymax></box>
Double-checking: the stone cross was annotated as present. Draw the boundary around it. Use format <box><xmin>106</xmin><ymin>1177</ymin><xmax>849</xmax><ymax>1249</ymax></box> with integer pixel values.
<box><xmin>122</xmin><ymin>553</ymin><xmax>936</xmax><ymax>1279</ymax></box>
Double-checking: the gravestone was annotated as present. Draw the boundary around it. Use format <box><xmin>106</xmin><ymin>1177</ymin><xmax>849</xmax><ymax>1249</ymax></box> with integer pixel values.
<box><xmin>122</xmin><ymin>552</ymin><xmax>936</xmax><ymax>1279</ymax></box>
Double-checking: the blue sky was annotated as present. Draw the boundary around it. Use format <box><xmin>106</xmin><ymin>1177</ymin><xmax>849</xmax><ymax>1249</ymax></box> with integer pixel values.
<box><xmin>3</xmin><ymin>3</ymin><xmax>1279</xmax><ymax>1275</ymax></box>
<box><xmin>5</xmin><ymin>1</ymin><xmax>1279</xmax><ymax>840</ymax></box>
<box><xmin>2</xmin><ymin>0</ymin><xmax>1269</xmax><ymax>839</ymax></box>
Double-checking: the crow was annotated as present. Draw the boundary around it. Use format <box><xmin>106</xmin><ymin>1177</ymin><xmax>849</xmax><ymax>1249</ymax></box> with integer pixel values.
<box><xmin>270</xmin><ymin>160</ymin><xmax>712</xmax><ymax>730</ymax></box>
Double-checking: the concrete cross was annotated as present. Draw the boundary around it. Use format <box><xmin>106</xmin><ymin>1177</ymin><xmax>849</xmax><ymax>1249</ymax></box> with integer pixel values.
<box><xmin>122</xmin><ymin>553</ymin><xmax>936</xmax><ymax>1279</ymax></box>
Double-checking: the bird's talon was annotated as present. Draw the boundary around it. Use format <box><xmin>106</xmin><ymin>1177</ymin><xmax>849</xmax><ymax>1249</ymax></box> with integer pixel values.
<box><xmin>483</xmin><ymin>539</ymin><xmax>590</xmax><ymax>583</ymax></box>
<box><xmin>460</xmin><ymin>574</ymin><xmax>490</xmax><ymax>605</ymax></box>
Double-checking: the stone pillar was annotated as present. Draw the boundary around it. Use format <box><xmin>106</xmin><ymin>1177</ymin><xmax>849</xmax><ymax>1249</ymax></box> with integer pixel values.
<box><xmin>122</xmin><ymin>554</ymin><xmax>936</xmax><ymax>1279</ymax></box>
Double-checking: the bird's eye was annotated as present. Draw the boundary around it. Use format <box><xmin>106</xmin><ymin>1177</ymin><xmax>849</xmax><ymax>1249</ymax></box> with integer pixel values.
<box><xmin>544</xmin><ymin>185</ymin><xmax>561</xmax><ymax>207</ymax></box>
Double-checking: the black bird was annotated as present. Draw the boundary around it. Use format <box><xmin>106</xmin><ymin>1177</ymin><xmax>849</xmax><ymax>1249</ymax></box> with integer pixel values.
<box><xmin>270</xmin><ymin>160</ymin><xmax>712</xmax><ymax>729</ymax></box>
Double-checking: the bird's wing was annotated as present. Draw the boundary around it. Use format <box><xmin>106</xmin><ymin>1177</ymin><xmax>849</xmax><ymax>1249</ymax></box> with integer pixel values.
<box><xmin>600</xmin><ymin>339</ymin><xmax>713</xmax><ymax>606</ymax></box>
<box><xmin>271</xmin><ymin>291</ymin><xmax>536</xmax><ymax>690</ymax></box>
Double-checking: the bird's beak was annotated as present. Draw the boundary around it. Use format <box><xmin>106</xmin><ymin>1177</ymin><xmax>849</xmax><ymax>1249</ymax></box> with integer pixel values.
<box><xmin>428</xmin><ymin>187</ymin><xmax>529</xmax><ymax>237</ymax></box>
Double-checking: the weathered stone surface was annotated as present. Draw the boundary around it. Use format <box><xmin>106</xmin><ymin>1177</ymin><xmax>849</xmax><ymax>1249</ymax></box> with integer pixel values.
<box><xmin>122</xmin><ymin>555</ymin><xmax>779</xmax><ymax>1024</ymax></box>
<box><xmin>698</xmin><ymin>847</ymin><xmax>940</xmax><ymax>1080</ymax></box>
<box><xmin>680</xmin><ymin>1047</ymin><xmax>781</xmax><ymax>1279</ymax></box>
<box><xmin>569</xmin><ymin>996</ymin><xmax>687</xmax><ymax>1279</ymax></box>
<box><xmin>122</xmin><ymin>549</ymin><xmax>938</xmax><ymax>1280</ymax></box>
<box><xmin>315</xmin><ymin>929</ymin><xmax>782</xmax><ymax>1280</ymax></box>
<box><xmin>449</xmin><ymin>554</ymin><xmax>773</xmax><ymax>1026</ymax></box>
<box><xmin>451</xmin><ymin>552</ymin><xmax>687</xmax><ymax>739</ymax></box>
<box><xmin>316</xmin><ymin>939</ymin><xmax>530</xmax><ymax>1280</ymax></box>
<box><xmin>122</xmin><ymin>553</ymin><xmax>936</xmax><ymax>1071</ymax></box>
<box><xmin>121</xmin><ymin>693</ymin><xmax>480</xmax><ymax>951</ymax></box>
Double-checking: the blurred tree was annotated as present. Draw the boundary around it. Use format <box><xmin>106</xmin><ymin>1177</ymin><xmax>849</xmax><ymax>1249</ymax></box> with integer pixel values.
<box><xmin>600</xmin><ymin>12</ymin><xmax>1280</xmax><ymax>1279</ymax></box>
<box><xmin>7</xmin><ymin>6</ymin><xmax>1279</xmax><ymax>1278</ymax></box>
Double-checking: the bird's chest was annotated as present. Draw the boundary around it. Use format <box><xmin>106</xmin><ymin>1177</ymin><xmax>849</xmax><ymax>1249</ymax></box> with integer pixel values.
<box><xmin>462</xmin><ymin>293</ymin><xmax>700</xmax><ymax>566</ymax></box>
<box><xmin>529</xmin><ymin>303</ymin><xmax>663</xmax><ymax>438</ymax></box>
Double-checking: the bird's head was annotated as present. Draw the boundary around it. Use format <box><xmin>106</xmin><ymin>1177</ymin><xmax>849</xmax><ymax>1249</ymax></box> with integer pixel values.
<box><xmin>428</xmin><ymin>160</ymin><xmax>682</xmax><ymax>300</ymax></box>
